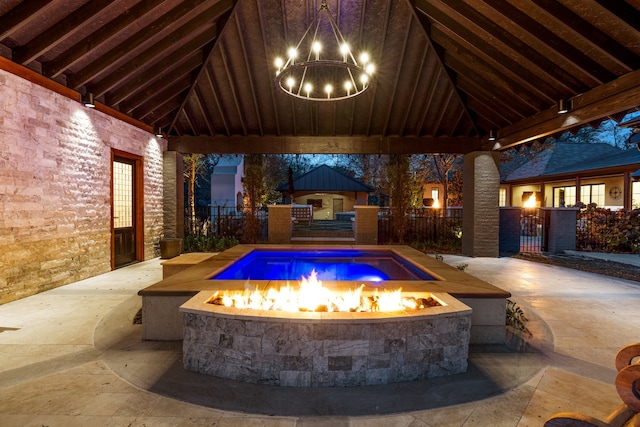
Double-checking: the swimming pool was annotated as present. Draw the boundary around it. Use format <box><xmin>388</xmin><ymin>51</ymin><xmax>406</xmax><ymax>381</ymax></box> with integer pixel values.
<box><xmin>209</xmin><ymin>248</ymin><xmax>436</xmax><ymax>282</ymax></box>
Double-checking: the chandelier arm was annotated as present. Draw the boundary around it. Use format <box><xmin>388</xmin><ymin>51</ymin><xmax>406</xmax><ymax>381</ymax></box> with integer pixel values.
<box><xmin>323</xmin><ymin>5</ymin><xmax>348</xmax><ymax>46</ymax></box>
<box><xmin>298</xmin><ymin>65</ymin><xmax>310</xmax><ymax>96</ymax></box>
<box><xmin>285</xmin><ymin>14</ymin><xmax>320</xmax><ymax>69</ymax></box>
<box><xmin>346</xmin><ymin>68</ymin><xmax>360</xmax><ymax>94</ymax></box>
<box><xmin>308</xmin><ymin>14</ymin><xmax>323</xmax><ymax>62</ymax></box>
<box><xmin>322</xmin><ymin>4</ymin><xmax>361</xmax><ymax>67</ymax></box>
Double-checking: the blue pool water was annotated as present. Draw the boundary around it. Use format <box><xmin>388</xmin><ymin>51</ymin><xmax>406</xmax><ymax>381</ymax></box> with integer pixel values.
<box><xmin>209</xmin><ymin>249</ymin><xmax>435</xmax><ymax>282</ymax></box>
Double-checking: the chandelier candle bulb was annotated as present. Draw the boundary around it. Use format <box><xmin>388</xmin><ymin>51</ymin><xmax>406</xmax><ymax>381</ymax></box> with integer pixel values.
<box><xmin>274</xmin><ymin>0</ymin><xmax>375</xmax><ymax>101</ymax></box>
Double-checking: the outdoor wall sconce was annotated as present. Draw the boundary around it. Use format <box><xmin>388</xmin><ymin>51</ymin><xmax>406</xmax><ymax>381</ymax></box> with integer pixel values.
<box><xmin>81</xmin><ymin>92</ymin><xmax>95</xmax><ymax>108</ymax></box>
<box><xmin>558</xmin><ymin>98</ymin><xmax>572</xmax><ymax>114</ymax></box>
<box><xmin>154</xmin><ymin>126</ymin><xmax>163</xmax><ymax>137</ymax></box>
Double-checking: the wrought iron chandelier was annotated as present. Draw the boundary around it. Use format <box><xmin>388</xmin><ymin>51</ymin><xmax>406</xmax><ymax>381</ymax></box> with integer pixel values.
<box><xmin>274</xmin><ymin>1</ymin><xmax>375</xmax><ymax>101</ymax></box>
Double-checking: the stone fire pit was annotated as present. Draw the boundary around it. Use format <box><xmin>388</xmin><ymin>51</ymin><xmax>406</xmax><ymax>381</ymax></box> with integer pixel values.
<box><xmin>180</xmin><ymin>291</ymin><xmax>472</xmax><ymax>387</ymax></box>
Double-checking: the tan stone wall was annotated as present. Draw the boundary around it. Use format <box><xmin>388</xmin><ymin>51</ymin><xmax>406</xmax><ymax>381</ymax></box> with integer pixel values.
<box><xmin>355</xmin><ymin>205</ymin><xmax>379</xmax><ymax>245</ymax></box>
<box><xmin>267</xmin><ymin>205</ymin><xmax>292</xmax><ymax>243</ymax></box>
<box><xmin>0</xmin><ymin>70</ymin><xmax>166</xmax><ymax>304</ymax></box>
<box><xmin>163</xmin><ymin>151</ymin><xmax>184</xmax><ymax>238</ymax></box>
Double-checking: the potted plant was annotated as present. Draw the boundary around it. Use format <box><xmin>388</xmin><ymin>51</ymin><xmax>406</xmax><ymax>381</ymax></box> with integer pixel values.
<box><xmin>159</xmin><ymin>230</ymin><xmax>182</xmax><ymax>259</ymax></box>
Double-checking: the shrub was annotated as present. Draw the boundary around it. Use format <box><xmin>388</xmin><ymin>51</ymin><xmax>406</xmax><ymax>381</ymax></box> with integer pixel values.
<box><xmin>577</xmin><ymin>204</ymin><xmax>640</xmax><ymax>253</ymax></box>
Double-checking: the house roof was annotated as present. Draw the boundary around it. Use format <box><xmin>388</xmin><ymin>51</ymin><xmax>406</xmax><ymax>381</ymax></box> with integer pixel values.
<box><xmin>277</xmin><ymin>165</ymin><xmax>373</xmax><ymax>193</ymax></box>
<box><xmin>2</xmin><ymin>1</ymin><xmax>640</xmax><ymax>154</ymax></box>
<box><xmin>503</xmin><ymin>143</ymin><xmax>640</xmax><ymax>182</ymax></box>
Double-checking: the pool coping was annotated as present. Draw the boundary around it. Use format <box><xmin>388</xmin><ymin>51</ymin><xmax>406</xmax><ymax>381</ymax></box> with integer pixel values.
<box><xmin>139</xmin><ymin>244</ymin><xmax>511</xmax><ymax>299</ymax></box>
<box><xmin>138</xmin><ymin>244</ymin><xmax>511</xmax><ymax>344</ymax></box>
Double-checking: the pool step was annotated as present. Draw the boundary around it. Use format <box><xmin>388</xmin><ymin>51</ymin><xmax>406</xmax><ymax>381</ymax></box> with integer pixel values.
<box><xmin>290</xmin><ymin>236</ymin><xmax>356</xmax><ymax>245</ymax></box>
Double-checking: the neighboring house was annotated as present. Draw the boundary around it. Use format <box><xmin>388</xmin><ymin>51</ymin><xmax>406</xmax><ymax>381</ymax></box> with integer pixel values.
<box><xmin>210</xmin><ymin>155</ymin><xmax>244</xmax><ymax>210</ymax></box>
<box><xmin>501</xmin><ymin>143</ymin><xmax>640</xmax><ymax>210</ymax></box>
<box><xmin>277</xmin><ymin>165</ymin><xmax>373</xmax><ymax>220</ymax></box>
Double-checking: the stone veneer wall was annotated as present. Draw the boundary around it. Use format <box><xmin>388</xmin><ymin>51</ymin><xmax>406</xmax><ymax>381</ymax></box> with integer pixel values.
<box><xmin>268</xmin><ymin>205</ymin><xmax>292</xmax><ymax>243</ymax></box>
<box><xmin>462</xmin><ymin>151</ymin><xmax>500</xmax><ymax>257</ymax></box>
<box><xmin>182</xmin><ymin>294</ymin><xmax>472</xmax><ymax>387</ymax></box>
<box><xmin>354</xmin><ymin>205</ymin><xmax>379</xmax><ymax>245</ymax></box>
<box><xmin>0</xmin><ymin>69</ymin><xmax>166</xmax><ymax>304</ymax></box>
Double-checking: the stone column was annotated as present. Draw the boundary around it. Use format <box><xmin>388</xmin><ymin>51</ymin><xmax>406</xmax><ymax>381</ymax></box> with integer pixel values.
<box><xmin>163</xmin><ymin>151</ymin><xmax>184</xmax><ymax>238</ymax></box>
<box><xmin>268</xmin><ymin>205</ymin><xmax>292</xmax><ymax>244</ymax></box>
<box><xmin>354</xmin><ymin>205</ymin><xmax>379</xmax><ymax>245</ymax></box>
<box><xmin>542</xmin><ymin>208</ymin><xmax>579</xmax><ymax>253</ymax></box>
<box><xmin>499</xmin><ymin>207</ymin><xmax>521</xmax><ymax>255</ymax></box>
<box><xmin>462</xmin><ymin>151</ymin><xmax>500</xmax><ymax>257</ymax></box>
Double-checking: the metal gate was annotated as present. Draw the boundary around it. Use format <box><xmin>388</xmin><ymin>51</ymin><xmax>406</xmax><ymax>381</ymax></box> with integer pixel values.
<box><xmin>520</xmin><ymin>208</ymin><xmax>545</xmax><ymax>253</ymax></box>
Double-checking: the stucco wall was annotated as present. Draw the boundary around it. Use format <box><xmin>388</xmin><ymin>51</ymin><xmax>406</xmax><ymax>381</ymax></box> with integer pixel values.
<box><xmin>0</xmin><ymin>70</ymin><xmax>166</xmax><ymax>304</ymax></box>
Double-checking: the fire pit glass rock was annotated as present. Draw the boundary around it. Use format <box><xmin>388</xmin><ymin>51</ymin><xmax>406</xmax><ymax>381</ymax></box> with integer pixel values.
<box><xmin>181</xmin><ymin>291</ymin><xmax>472</xmax><ymax>387</ymax></box>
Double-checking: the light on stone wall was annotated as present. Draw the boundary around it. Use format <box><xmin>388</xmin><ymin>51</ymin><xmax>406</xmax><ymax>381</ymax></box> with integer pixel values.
<box><xmin>154</xmin><ymin>126</ymin><xmax>163</xmax><ymax>138</ymax></box>
<box><xmin>81</xmin><ymin>93</ymin><xmax>95</xmax><ymax>108</ymax></box>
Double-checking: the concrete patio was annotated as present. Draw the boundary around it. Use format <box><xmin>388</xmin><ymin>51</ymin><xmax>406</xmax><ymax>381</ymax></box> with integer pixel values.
<box><xmin>0</xmin><ymin>253</ymin><xmax>638</xmax><ymax>426</ymax></box>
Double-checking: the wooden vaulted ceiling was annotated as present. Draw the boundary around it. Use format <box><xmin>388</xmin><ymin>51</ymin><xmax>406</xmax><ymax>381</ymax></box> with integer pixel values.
<box><xmin>1</xmin><ymin>0</ymin><xmax>640</xmax><ymax>154</ymax></box>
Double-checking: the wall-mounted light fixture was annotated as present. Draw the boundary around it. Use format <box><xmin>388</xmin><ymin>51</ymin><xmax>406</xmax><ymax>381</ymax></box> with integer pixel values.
<box><xmin>488</xmin><ymin>129</ymin><xmax>497</xmax><ymax>141</ymax></box>
<box><xmin>80</xmin><ymin>93</ymin><xmax>95</xmax><ymax>108</ymax></box>
<box><xmin>558</xmin><ymin>98</ymin><xmax>572</xmax><ymax>114</ymax></box>
<box><xmin>154</xmin><ymin>126</ymin><xmax>163</xmax><ymax>137</ymax></box>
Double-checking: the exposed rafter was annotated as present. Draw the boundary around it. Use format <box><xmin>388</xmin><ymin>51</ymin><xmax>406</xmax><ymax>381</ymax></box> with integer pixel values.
<box><xmin>0</xmin><ymin>0</ymin><xmax>637</xmax><ymax>152</ymax></box>
<box><xmin>488</xmin><ymin>69</ymin><xmax>640</xmax><ymax>150</ymax></box>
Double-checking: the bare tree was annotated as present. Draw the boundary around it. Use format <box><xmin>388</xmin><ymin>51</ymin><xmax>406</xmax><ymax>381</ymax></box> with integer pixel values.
<box><xmin>334</xmin><ymin>154</ymin><xmax>389</xmax><ymax>205</ymax></box>
<box><xmin>242</xmin><ymin>154</ymin><xmax>264</xmax><ymax>243</ymax></box>
<box><xmin>413</xmin><ymin>154</ymin><xmax>463</xmax><ymax>208</ymax></box>
<box><xmin>387</xmin><ymin>154</ymin><xmax>411</xmax><ymax>242</ymax></box>
<box><xmin>184</xmin><ymin>154</ymin><xmax>220</xmax><ymax>235</ymax></box>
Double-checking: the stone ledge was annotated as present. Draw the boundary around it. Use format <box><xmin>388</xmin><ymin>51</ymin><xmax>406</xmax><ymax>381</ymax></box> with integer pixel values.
<box><xmin>161</xmin><ymin>252</ymin><xmax>218</xmax><ymax>278</ymax></box>
<box><xmin>181</xmin><ymin>291</ymin><xmax>472</xmax><ymax>387</ymax></box>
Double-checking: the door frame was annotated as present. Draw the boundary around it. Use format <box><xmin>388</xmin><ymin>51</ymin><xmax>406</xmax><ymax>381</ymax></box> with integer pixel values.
<box><xmin>111</xmin><ymin>149</ymin><xmax>145</xmax><ymax>269</ymax></box>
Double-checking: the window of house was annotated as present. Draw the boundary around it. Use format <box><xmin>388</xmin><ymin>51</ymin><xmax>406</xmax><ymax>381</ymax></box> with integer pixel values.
<box><xmin>553</xmin><ymin>186</ymin><xmax>576</xmax><ymax>207</ymax></box>
<box><xmin>580</xmin><ymin>183</ymin><xmax>605</xmax><ymax>206</ymax></box>
<box><xmin>499</xmin><ymin>188</ymin><xmax>507</xmax><ymax>207</ymax></box>
<box><xmin>632</xmin><ymin>182</ymin><xmax>640</xmax><ymax>209</ymax></box>
<box><xmin>431</xmin><ymin>187</ymin><xmax>439</xmax><ymax>201</ymax></box>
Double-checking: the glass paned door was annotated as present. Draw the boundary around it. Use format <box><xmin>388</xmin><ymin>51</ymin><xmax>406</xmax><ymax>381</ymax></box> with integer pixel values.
<box><xmin>113</xmin><ymin>158</ymin><xmax>136</xmax><ymax>266</ymax></box>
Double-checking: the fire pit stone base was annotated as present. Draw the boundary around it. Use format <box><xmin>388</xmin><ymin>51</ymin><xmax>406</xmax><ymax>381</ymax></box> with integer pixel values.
<box><xmin>181</xmin><ymin>292</ymin><xmax>472</xmax><ymax>387</ymax></box>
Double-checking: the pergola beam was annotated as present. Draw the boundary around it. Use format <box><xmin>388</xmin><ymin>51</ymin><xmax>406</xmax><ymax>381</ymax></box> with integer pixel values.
<box><xmin>168</xmin><ymin>135</ymin><xmax>484</xmax><ymax>155</ymax></box>
<box><xmin>488</xmin><ymin>69</ymin><xmax>640</xmax><ymax>151</ymax></box>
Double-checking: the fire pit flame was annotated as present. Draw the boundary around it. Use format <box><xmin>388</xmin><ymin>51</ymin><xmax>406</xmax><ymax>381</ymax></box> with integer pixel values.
<box><xmin>206</xmin><ymin>270</ymin><xmax>439</xmax><ymax>313</ymax></box>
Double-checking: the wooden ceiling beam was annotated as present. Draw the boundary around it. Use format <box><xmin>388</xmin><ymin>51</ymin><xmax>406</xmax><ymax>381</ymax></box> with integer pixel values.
<box><xmin>0</xmin><ymin>0</ymin><xmax>54</xmax><ymax>41</ymax></box>
<box><xmin>592</xmin><ymin>0</ymin><xmax>640</xmax><ymax>32</ymax></box>
<box><xmin>109</xmin><ymin>52</ymin><xmax>202</xmax><ymax>110</ymax></box>
<box><xmin>202</xmin><ymin>66</ymin><xmax>230</xmax><ymax>136</ymax></box>
<box><xmin>134</xmin><ymin>77</ymin><xmax>193</xmax><ymax>121</ymax></box>
<box><xmin>481</xmin><ymin>0</ymin><xmax>614</xmax><ymax>84</ymax></box>
<box><xmin>169</xmin><ymin>5</ymin><xmax>235</xmax><ymax>134</ymax></box>
<box><xmin>88</xmin><ymin>10</ymin><xmax>223</xmax><ymax>98</ymax></box>
<box><xmin>415</xmin><ymin>0</ymin><xmax>582</xmax><ymax>94</ymax></box>
<box><xmin>489</xmin><ymin>69</ymin><xmax>640</xmax><ymax>150</ymax></box>
<box><xmin>413</xmin><ymin>2</ymin><xmax>478</xmax><ymax>136</ymax></box>
<box><xmin>529</xmin><ymin>0</ymin><xmax>640</xmax><ymax>71</ymax></box>
<box><xmin>67</xmin><ymin>0</ymin><xmax>219</xmax><ymax>89</ymax></box>
<box><xmin>43</xmin><ymin>0</ymin><xmax>166</xmax><ymax>78</ymax></box>
<box><xmin>430</xmin><ymin>26</ymin><xmax>550</xmax><ymax>111</ymax></box>
<box><xmin>12</xmin><ymin>0</ymin><xmax>116</xmax><ymax>65</ymax></box>
<box><xmin>168</xmin><ymin>135</ymin><xmax>484</xmax><ymax>154</ymax></box>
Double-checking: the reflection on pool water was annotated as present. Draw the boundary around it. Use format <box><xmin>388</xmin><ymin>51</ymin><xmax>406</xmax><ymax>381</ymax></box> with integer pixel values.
<box><xmin>209</xmin><ymin>249</ymin><xmax>436</xmax><ymax>282</ymax></box>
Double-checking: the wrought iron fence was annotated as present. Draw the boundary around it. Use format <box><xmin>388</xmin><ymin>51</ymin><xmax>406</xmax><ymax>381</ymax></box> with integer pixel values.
<box><xmin>185</xmin><ymin>205</ymin><xmax>268</xmax><ymax>244</ymax></box>
<box><xmin>576</xmin><ymin>206</ymin><xmax>640</xmax><ymax>253</ymax></box>
<box><xmin>378</xmin><ymin>207</ymin><xmax>463</xmax><ymax>247</ymax></box>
